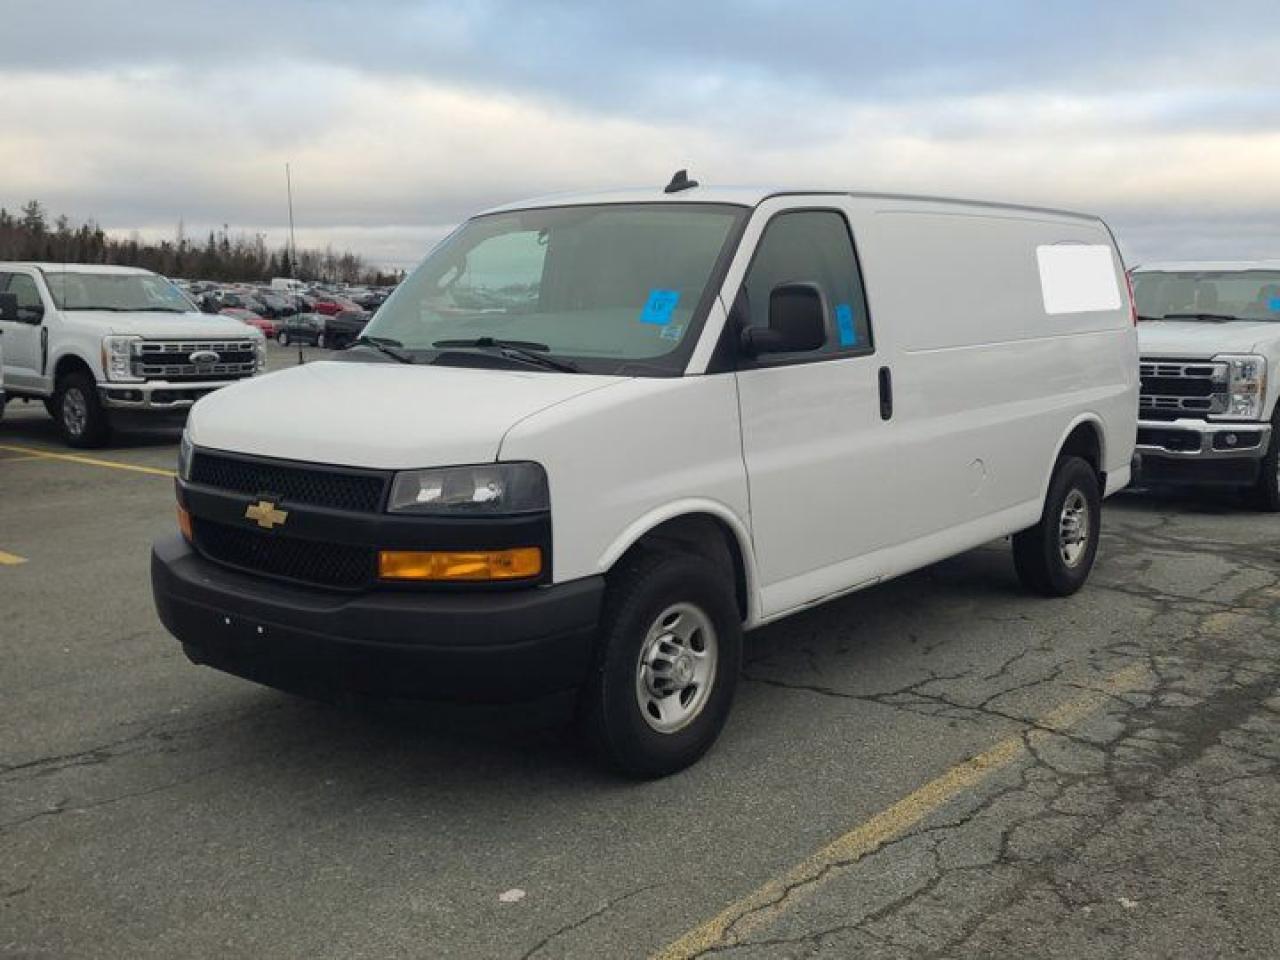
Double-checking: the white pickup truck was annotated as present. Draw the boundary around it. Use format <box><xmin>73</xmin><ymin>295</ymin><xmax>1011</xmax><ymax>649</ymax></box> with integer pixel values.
<box><xmin>1132</xmin><ymin>261</ymin><xmax>1280</xmax><ymax>509</ymax></box>
<box><xmin>0</xmin><ymin>263</ymin><xmax>265</xmax><ymax>446</ymax></box>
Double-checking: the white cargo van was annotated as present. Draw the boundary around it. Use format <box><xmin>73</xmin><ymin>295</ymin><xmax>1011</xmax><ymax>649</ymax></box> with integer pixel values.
<box><xmin>151</xmin><ymin>179</ymin><xmax>1138</xmax><ymax>776</ymax></box>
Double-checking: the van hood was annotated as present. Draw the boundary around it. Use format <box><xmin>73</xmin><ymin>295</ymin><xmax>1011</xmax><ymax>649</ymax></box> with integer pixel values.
<box><xmin>187</xmin><ymin>359</ymin><xmax>625</xmax><ymax>469</ymax></box>
<box><xmin>1138</xmin><ymin>320</ymin><xmax>1280</xmax><ymax>358</ymax></box>
<box><xmin>64</xmin><ymin>310</ymin><xmax>258</xmax><ymax>340</ymax></box>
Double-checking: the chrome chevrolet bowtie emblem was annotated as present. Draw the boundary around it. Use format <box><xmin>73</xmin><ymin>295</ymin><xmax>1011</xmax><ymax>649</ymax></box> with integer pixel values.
<box><xmin>245</xmin><ymin>500</ymin><xmax>288</xmax><ymax>529</ymax></box>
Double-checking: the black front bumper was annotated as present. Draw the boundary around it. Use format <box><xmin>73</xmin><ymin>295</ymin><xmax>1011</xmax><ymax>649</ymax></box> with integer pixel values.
<box><xmin>151</xmin><ymin>535</ymin><xmax>604</xmax><ymax>702</ymax></box>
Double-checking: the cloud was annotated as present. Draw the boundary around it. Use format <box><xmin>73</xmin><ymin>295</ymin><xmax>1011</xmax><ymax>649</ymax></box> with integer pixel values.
<box><xmin>1</xmin><ymin>1</ymin><xmax>1278</xmax><ymax>267</ymax></box>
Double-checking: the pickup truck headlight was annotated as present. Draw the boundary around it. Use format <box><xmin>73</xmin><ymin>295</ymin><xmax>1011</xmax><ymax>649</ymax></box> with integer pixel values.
<box><xmin>388</xmin><ymin>462</ymin><xmax>549</xmax><ymax>515</ymax></box>
<box><xmin>102</xmin><ymin>335</ymin><xmax>143</xmax><ymax>382</ymax></box>
<box><xmin>253</xmin><ymin>335</ymin><xmax>267</xmax><ymax>371</ymax></box>
<box><xmin>1214</xmin><ymin>354</ymin><xmax>1267</xmax><ymax>420</ymax></box>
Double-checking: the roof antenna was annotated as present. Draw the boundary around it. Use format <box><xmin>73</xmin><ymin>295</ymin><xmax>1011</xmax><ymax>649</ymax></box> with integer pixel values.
<box><xmin>664</xmin><ymin>169</ymin><xmax>699</xmax><ymax>194</ymax></box>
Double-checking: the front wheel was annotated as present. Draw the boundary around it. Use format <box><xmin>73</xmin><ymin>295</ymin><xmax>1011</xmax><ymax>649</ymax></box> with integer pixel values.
<box><xmin>1012</xmin><ymin>455</ymin><xmax>1101</xmax><ymax>597</ymax></box>
<box><xmin>578</xmin><ymin>551</ymin><xmax>741</xmax><ymax>778</ymax></box>
<box><xmin>54</xmin><ymin>371</ymin><xmax>112</xmax><ymax>448</ymax></box>
<box><xmin>1247</xmin><ymin>408</ymin><xmax>1280</xmax><ymax>512</ymax></box>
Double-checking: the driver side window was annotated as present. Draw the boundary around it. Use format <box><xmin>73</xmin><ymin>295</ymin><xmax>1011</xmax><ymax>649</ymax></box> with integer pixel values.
<box><xmin>4</xmin><ymin>273</ymin><xmax>45</xmax><ymax>320</ymax></box>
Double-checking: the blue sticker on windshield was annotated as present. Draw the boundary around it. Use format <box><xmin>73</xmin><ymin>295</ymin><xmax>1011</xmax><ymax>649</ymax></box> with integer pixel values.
<box><xmin>1269</xmin><ymin>297</ymin><xmax>1280</xmax><ymax>312</ymax></box>
<box><xmin>640</xmin><ymin>289</ymin><xmax>681</xmax><ymax>325</ymax></box>
<box><xmin>835</xmin><ymin>303</ymin><xmax>857</xmax><ymax>346</ymax></box>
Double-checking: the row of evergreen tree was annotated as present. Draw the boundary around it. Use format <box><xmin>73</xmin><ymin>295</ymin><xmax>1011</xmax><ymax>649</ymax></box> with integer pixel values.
<box><xmin>0</xmin><ymin>201</ymin><xmax>401</xmax><ymax>286</ymax></box>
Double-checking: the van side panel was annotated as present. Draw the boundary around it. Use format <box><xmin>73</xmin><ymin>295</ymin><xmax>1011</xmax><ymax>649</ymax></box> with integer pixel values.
<box><xmin>846</xmin><ymin>200</ymin><xmax>1137</xmax><ymax>553</ymax></box>
<box><xmin>497</xmin><ymin>375</ymin><xmax>753</xmax><ymax>595</ymax></box>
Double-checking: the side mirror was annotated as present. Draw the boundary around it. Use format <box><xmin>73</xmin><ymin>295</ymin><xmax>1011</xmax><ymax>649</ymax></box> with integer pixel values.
<box><xmin>739</xmin><ymin>281</ymin><xmax>827</xmax><ymax>356</ymax></box>
<box><xmin>0</xmin><ymin>293</ymin><xmax>17</xmax><ymax>323</ymax></box>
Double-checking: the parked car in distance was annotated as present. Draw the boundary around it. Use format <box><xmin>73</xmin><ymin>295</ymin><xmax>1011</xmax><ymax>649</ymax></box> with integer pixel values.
<box><xmin>1132</xmin><ymin>260</ymin><xmax>1280</xmax><ymax>509</ymax></box>
<box><xmin>0</xmin><ymin>263</ymin><xmax>264</xmax><ymax>446</ymax></box>
<box><xmin>313</xmin><ymin>296</ymin><xmax>362</xmax><ymax>316</ymax></box>
<box><xmin>326</xmin><ymin>310</ymin><xmax>369</xmax><ymax>349</ymax></box>
<box><xmin>276</xmin><ymin>312</ymin><xmax>326</xmax><ymax>347</ymax></box>
<box><xmin>152</xmin><ymin>181</ymin><xmax>1138</xmax><ymax>777</ymax></box>
<box><xmin>220</xmin><ymin>307</ymin><xmax>277</xmax><ymax>339</ymax></box>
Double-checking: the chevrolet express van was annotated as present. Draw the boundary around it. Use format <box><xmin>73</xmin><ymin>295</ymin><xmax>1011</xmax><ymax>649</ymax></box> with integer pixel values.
<box><xmin>152</xmin><ymin>179</ymin><xmax>1139</xmax><ymax>776</ymax></box>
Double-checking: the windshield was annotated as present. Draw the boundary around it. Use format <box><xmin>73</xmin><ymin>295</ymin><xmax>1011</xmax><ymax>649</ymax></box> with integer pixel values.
<box><xmin>362</xmin><ymin>203</ymin><xmax>748</xmax><ymax>375</ymax></box>
<box><xmin>44</xmin><ymin>272</ymin><xmax>195</xmax><ymax>312</ymax></box>
<box><xmin>1133</xmin><ymin>270</ymin><xmax>1280</xmax><ymax>321</ymax></box>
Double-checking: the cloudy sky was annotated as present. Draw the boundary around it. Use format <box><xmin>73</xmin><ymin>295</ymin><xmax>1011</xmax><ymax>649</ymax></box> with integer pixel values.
<box><xmin>3</xmin><ymin>0</ymin><xmax>1279</xmax><ymax>269</ymax></box>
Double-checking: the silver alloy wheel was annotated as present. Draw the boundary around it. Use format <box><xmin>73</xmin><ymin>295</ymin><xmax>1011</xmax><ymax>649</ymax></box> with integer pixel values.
<box><xmin>62</xmin><ymin>387</ymin><xmax>88</xmax><ymax>437</ymax></box>
<box><xmin>635</xmin><ymin>602</ymin><xmax>718</xmax><ymax>734</ymax></box>
<box><xmin>1059</xmin><ymin>489</ymin><xmax>1090</xmax><ymax>567</ymax></box>
<box><xmin>278</xmin><ymin>331</ymin><xmax>289</xmax><ymax>346</ymax></box>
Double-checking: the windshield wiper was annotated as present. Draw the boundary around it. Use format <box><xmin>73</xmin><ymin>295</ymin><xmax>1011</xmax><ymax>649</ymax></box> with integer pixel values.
<box><xmin>351</xmin><ymin>335</ymin><xmax>416</xmax><ymax>364</ymax></box>
<box><xmin>432</xmin><ymin>337</ymin><xmax>579</xmax><ymax>372</ymax></box>
<box><xmin>1159</xmin><ymin>313</ymin><xmax>1242</xmax><ymax>323</ymax></box>
<box><xmin>132</xmin><ymin>306</ymin><xmax>188</xmax><ymax>313</ymax></box>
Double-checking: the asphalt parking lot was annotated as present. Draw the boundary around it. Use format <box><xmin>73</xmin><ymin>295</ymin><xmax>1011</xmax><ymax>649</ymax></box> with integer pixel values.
<box><xmin>3</xmin><ymin>346</ymin><xmax>1279</xmax><ymax>959</ymax></box>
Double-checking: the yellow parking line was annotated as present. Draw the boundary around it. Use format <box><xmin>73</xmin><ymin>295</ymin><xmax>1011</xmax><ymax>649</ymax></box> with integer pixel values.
<box><xmin>0</xmin><ymin>550</ymin><xmax>27</xmax><ymax>565</ymax></box>
<box><xmin>652</xmin><ymin>662</ymin><xmax>1148</xmax><ymax>959</ymax></box>
<box><xmin>0</xmin><ymin>444</ymin><xmax>175</xmax><ymax>479</ymax></box>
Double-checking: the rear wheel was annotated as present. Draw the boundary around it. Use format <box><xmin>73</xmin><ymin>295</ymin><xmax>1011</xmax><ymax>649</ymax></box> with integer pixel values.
<box><xmin>1013</xmin><ymin>455</ymin><xmax>1100</xmax><ymax>597</ymax></box>
<box><xmin>1247</xmin><ymin>408</ymin><xmax>1280</xmax><ymax>512</ymax></box>
<box><xmin>54</xmin><ymin>371</ymin><xmax>112</xmax><ymax>448</ymax></box>
<box><xmin>578</xmin><ymin>551</ymin><xmax>741</xmax><ymax>778</ymax></box>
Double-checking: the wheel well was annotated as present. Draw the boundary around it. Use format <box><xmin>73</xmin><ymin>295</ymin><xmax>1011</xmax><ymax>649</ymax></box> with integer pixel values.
<box><xmin>620</xmin><ymin>514</ymin><xmax>749</xmax><ymax>622</ymax></box>
<box><xmin>53</xmin><ymin>354</ymin><xmax>94</xmax><ymax>385</ymax></box>
<box><xmin>1059</xmin><ymin>421</ymin><xmax>1103</xmax><ymax>480</ymax></box>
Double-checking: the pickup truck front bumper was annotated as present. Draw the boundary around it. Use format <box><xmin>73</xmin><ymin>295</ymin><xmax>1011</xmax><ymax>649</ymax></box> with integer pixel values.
<box><xmin>1135</xmin><ymin>418</ymin><xmax>1271</xmax><ymax>486</ymax></box>
<box><xmin>99</xmin><ymin>378</ymin><xmax>247</xmax><ymax>411</ymax></box>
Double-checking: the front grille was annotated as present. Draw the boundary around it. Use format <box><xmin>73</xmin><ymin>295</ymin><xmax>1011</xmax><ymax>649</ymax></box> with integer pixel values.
<box><xmin>193</xmin><ymin>517</ymin><xmax>373</xmax><ymax>589</ymax></box>
<box><xmin>190</xmin><ymin>452</ymin><xmax>388</xmax><ymax>513</ymax></box>
<box><xmin>132</xmin><ymin>340</ymin><xmax>258</xmax><ymax>382</ymax></box>
<box><xmin>1139</xmin><ymin>358</ymin><xmax>1228</xmax><ymax>419</ymax></box>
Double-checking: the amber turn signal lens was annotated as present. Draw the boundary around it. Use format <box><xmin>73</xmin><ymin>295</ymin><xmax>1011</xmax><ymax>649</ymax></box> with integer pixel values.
<box><xmin>177</xmin><ymin>504</ymin><xmax>193</xmax><ymax>542</ymax></box>
<box><xmin>377</xmin><ymin>547</ymin><xmax>542</xmax><ymax>582</ymax></box>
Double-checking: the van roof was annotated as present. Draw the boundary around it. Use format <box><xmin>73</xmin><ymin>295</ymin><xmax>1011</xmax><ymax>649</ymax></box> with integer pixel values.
<box><xmin>479</xmin><ymin>186</ymin><xmax>1103</xmax><ymax>224</ymax></box>
<box><xmin>1132</xmin><ymin>260</ymin><xmax>1280</xmax><ymax>273</ymax></box>
<box><xmin>0</xmin><ymin>262</ymin><xmax>155</xmax><ymax>276</ymax></box>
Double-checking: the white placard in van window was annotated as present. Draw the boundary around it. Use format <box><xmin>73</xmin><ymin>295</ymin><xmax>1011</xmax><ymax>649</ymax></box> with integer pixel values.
<box><xmin>1036</xmin><ymin>244</ymin><xmax>1122</xmax><ymax>315</ymax></box>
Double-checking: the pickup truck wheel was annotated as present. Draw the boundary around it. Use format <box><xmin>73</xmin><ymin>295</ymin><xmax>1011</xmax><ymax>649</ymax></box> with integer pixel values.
<box><xmin>578</xmin><ymin>551</ymin><xmax>741</xmax><ymax>778</ymax></box>
<box><xmin>1248</xmin><ymin>409</ymin><xmax>1280</xmax><ymax>512</ymax></box>
<box><xmin>55</xmin><ymin>371</ymin><xmax>112</xmax><ymax>448</ymax></box>
<box><xmin>277</xmin><ymin>330</ymin><xmax>289</xmax><ymax>346</ymax></box>
<box><xmin>1012</xmin><ymin>455</ymin><xmax>1100</xmax><ymax>597</ymax></box>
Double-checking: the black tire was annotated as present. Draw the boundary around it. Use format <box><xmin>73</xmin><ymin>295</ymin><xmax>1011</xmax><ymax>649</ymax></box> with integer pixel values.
<box><xmin>43</xmin><ymin>397</ymin><xmax>58</xmax><ymax>418</ymax></box>
<box><xmin>1012</xmin><ymin>455</ymin><xmax>1101</xmax><ymax>597</ymax></box>
<box><xmin>54</xmin><ymin>371</ymin><xmax>112</xmax><ymax>448</ymax></box>
<box><xmin>1247</xmin><ymin>407</ymin><xmax>1280</xmax><ymax>512</ymax></box>
<box><xmin>277</xmin><ymin>330</ymin><xmax>290</xmax><ymax>346</ymax></box>
<box><xmin>578</xmin><ymin>550</ymin><xmax>742</xmax><ymax>778</ymax></box>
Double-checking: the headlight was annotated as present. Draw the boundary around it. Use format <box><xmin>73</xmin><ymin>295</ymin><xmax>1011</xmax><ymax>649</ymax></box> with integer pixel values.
<box><xmin>101</xmin><ymin>335</ymin><xmax>142</xmax><ymax>382</ymax></box>
<box><xmin>177</xmin><ymin>428</ymin><xmax>194</xmax><ymax>480</ymax></box>
<box><xmin>1213</xmin><ymin>354</ymin><xmax>1267</xmax><ymax>420</ymax></box>
<box><xmin>388</xmin><ymin>462</ymin><xmax>549</xmax><ymax>515</ymax></box>
<box><xmin>254</xmin><ymin>335</ymin><xmax>267</xmax><ymax>371</ymax></box>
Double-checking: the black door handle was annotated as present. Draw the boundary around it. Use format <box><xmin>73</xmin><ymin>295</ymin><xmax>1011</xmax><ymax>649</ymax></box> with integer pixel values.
<box><xmin>878</xmin><ymin>366</ymin><xmax>893</xmax><ymax>420</ymax></box>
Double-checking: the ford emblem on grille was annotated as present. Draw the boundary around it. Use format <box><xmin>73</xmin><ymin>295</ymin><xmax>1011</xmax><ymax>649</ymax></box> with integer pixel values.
<box><xmin>189</xmin><ymin>349</ymin><xmax>220</xmax><ymax>364</ymax></box>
